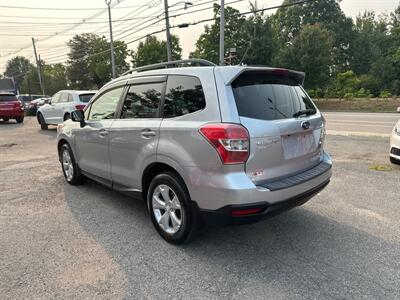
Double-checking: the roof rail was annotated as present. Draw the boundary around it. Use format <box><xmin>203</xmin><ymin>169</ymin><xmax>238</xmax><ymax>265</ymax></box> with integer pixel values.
<box><xmin>122</xmin><ymin>59</ymin><xmax>216</xmax><ymax>76</ymax></box>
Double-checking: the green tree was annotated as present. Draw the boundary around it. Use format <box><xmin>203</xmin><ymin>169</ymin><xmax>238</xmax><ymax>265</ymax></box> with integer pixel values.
<box><xmin>277</xmin><ymin>24</ymin><xmax>334</xmax><ymax>89</ymax></box>
<box><xmin>4</xmin><ymin>56</ymin><xmax>33</xmax><ymax>92</ymax></box>
<box><xmin>67</xmin><ymin>33</ymin><xmax>129</xmax><ymax>89</ymax></box>
<box><xmin>351</xmin><ymin>11</ymin><xmax>389</xmax><ymax>75</ymax></box>
<box><xmin>131</xmin><ymin>35</ymin><xmax>182</xmax><ymax>67</ymax></box>
<box><xmin>42</xmin><ymin>63</ymin><xmax>68</xmax><ymax>95</ymax></box>
<box><xmin>273</xmin><ymin>0</ymin><xmax>355</xmax><ymax>72</ymax></box>
<box><xmin>191</xmin><ymin>4</ymin><xmax>248</xmax><ymax>64</ymax></box>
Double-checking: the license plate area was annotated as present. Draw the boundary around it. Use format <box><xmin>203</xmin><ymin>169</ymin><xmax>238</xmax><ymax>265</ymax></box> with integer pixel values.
<box><xmin>282</xmin><ymin>131</ymin><xmax>317</xmax><ymax>160</ymax></box>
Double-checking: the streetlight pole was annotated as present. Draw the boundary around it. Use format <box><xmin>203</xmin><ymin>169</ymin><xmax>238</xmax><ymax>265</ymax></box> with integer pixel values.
<box><xmin>164</xmin><ymin>0</ymin><xmax>173</xmax><ymax>62</ymax></box>
<box><xmin>106</xmin><ymin>0</ymin><xmax>116</xmax><ymax>78</ymax></box>
<box><xmin>219</xmin><ymin>0</ymin><xmax>225</xmax><ymax>66</ymax></box>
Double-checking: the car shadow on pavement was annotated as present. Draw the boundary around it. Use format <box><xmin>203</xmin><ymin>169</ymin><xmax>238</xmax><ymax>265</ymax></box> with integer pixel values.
<box><xmin>37</xmin><ymin>128</ymin><xmax>57</xmax><ymax>139</ymax></box>
<box><xmin>64</xmin><ymin>180</ymin><xmax>399</xmax><ymax>299</ymax></box>
<box><xmin>0</xmin><ymin>120</ymin><xmax>24</xmax><ymax>129</ymax></box>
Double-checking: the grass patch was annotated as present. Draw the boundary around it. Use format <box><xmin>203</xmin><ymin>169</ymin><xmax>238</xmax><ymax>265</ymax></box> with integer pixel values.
<box><xmin>368</xmin><ymin>164</ymin><xmax>392</xmax><ymax>171</ymax></box>
<box><xmin>314</xmin><ymin>98</ymin><xmax>400</xmax><ymax>113</ymax></box>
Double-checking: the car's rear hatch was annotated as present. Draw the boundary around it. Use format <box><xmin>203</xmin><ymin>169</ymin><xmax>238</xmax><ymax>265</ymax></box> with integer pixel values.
<box><xmin>0</xmin><ymin>95</ymin><xmax>21</xmax><ymax>111</ymax></box>
<box><xmin>230</xmin><ymin>70</ymin><xmax>324</xmax><ymax>184</ymax></box>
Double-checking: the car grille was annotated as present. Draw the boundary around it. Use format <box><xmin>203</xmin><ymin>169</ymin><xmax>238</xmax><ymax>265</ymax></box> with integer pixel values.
<box><xmin>390</xmin><ymin>147</ymin><xmax>400</xmax><ymax>156</ymax></box>
<box><xmin>259</xmin><ymin>161</ymin><xmax>332</xmax><ymax>191</ymax></box>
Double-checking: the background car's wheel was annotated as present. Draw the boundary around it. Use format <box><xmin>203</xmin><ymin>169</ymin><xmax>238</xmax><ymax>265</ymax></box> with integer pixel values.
<box><xmin>390</xmin><ymin>156</ymin><xmax>400</xmax><ymax>165</ymax></box>
<box><xmin>16</xmin><ymin>117</ymin><xmax>24</xmax><ymax>123</ymax></box>
<box><xmin>60</xmin><ymin>143</ymin><xmax>85</xmax><ymax>185</ymax></box>
<box><xmin>3</xmin><ymin>118</ymin><xmax>9</xmax><ymax>122</ymax></box>
<box><xmin>147</xmin><ymin>172</ymin><xmax>195</xmax><ymax>244</ymax></box>
<box><xmin>38</xmin><ymin>113</ymin><xmax>48</xmax><ymax>130</ymax></box>
<box><xmin>64</xmin><ymin>113</ymin><xmax>70</xmax><ymax>121</ymax></box>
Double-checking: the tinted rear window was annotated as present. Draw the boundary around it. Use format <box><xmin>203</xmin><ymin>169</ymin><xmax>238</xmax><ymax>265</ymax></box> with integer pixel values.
<box><xmin>232</xmin><ymin>72</ymin><xmax>316</xmax><ymax>121</ymax></box>
<box><xmin>79</xmin><ymin>93</ymin><xmax>95</xmax><ymax>103</ymax></box>
<box><xmin>0</xmin><ymin>95</ymin><xmax>18</xmax><ymax>101</ymax></box>
<box><xmin>163</xmin><ymin>75</ymin><xmax>206</xmax><ymax>118</ymax></box>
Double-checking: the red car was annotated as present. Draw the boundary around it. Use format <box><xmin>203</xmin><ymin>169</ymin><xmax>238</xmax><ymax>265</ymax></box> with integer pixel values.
<box><xmin>0</xmin><ymin>93</ymin><xmax>24</xmax><ymax>123</ymax></box>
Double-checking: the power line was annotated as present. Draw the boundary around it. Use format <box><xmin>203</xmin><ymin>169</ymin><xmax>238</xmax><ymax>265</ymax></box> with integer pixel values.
<box><xmin>0</xmin><ymin>4</ymin><xmax>159</xmax><ymax>10</ymax></box>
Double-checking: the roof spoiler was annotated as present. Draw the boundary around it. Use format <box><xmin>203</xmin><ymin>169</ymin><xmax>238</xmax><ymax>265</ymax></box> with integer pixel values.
<box><xmin>221</xmin><ymin>67</ymin><xmax>305</xmax><ymax>86</ymax></box>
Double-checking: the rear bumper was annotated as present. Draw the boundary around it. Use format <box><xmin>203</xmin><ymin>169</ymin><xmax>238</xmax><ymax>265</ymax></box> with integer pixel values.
<box><xmin>195</xmin><ymin>179</ymin><xmax>329</xmax><ymax>227</ymax></box>
<box><xmin>0</xmin><ymin>109</ymin><xmax>24</xmax><ymax>118</ymax></box>
<box><xmin>186</xmin><ymin>152</ymin><xmax>332</xmax><ymax>211</ymax></box>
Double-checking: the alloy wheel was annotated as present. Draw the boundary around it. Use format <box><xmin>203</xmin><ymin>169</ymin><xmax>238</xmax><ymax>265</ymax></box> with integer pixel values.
<box><xmin>62</xmin><ymin>149</ymin><xmax>74</xmax><ymax>181</ymax></box>
<box><xmin>152</xmin><ymin>184</ymin><xmax>183</xmax><ymax>234</ymax></box>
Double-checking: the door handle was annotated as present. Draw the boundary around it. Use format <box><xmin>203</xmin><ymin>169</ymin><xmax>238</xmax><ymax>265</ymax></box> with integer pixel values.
<box><xmin>99</xmin><ymin>129</ymin><xmax>109</xmax><ymax>137</ymax></box>
<box><xmin>141</xmin><ymin>129</ymin><xmax>156</xmax><ymax>138</ymax></box>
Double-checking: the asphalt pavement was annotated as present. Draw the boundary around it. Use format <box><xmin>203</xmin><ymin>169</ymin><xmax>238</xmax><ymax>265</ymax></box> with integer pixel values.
<box><xmin>1</xmin><ymin>117</ymin><xmax>399</xmax><ymax>299</ymax></box>
<box><xmin>324</xmin><ymin>112</ymin><xmax>399</xmax><ymax>136</ymax></box>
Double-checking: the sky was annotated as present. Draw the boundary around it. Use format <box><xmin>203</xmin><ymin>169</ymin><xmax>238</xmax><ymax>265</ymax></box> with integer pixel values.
<box><xmin>0</xmin><ymin>0</ymin><xmax>399</xmax><ymax>73</ymax></box>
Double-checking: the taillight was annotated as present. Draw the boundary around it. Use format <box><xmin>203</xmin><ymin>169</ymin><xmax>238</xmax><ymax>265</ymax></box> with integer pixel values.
<box><xmin>14</xmin><ymin>101</ymin><xmax>23</xmax><ymax>109</ymax></box>
<box><xmin>75</xmin><ymin>104</ymin><xmax>86</xmax><ymax>110</ymax></box>
<box><xmin>199</xmin><ymin>123</ymin><xmax>249</xmax><ymax>164</ymax></box>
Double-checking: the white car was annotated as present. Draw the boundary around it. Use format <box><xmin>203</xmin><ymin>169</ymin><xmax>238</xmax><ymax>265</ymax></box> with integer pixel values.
<box><xmin>37</xmin><ymin>90</ymin><xmax>97</xmax><ymax>130</ymax></box>
<box><xmin>390</xmin><ymin>120</ymin><xmax>400</xmax><ymax>164</ymax></box>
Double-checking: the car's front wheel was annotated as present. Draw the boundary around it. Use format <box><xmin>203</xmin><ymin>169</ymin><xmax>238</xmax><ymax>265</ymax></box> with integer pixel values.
<box><xmin>16</xmin><ymin>117</ymin><xmax>24</xmax><ymax>123</ymax></box>
<box><xmin>60</xmin><ymin>143</ymin><xmax>85</xmax><ymax>185</ymax></box>
<box><xmin>38</xmin><ymin>113</ymin><xmax>48</xmax><ymax>130</ymax></box>
<box><xmin>147</xmin><ymin>172</ymin><xmax>195</xmax><ymax>244</ymax></box>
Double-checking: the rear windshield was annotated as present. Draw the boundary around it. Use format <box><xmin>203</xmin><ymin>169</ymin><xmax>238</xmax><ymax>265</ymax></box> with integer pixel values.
<box><xmin>232</xmin><ymin>72</ymin><xmax>316</xmax><ymax>121</ymax></box>
<box><xmin>0</xmin><ymin>95</ymin><xmax>18</xmax><ymax>101</ymax></box>
<box><xmin>79</xmin><ymin>93</ymin><xmax>95</xmax><ymax>103</ymax></box>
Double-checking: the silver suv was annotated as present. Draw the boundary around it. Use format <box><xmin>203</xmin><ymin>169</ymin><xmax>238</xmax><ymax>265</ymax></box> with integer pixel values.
<box><xmin>57</xmin><ymin>59</ymin><xmax>332</xmax><ymax>244</ymax></box>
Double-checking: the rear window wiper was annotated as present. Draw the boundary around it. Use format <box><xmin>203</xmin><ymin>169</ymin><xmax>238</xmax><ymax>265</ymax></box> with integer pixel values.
<box><xmin>293</xmin><ymin>109</ymin><xmax>316</xmax><ymax>118</ymax></box>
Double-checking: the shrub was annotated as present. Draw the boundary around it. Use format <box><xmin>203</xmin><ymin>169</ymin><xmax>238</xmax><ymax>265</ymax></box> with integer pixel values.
<box><xmin>379</xmin><ymin>90</ymin><xmax>392</xmax><ymax>98</ymax></box>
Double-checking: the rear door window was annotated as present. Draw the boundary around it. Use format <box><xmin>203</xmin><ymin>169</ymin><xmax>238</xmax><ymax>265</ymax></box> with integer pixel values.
<box><xmin>232</xmin><ymin>72</ymin><xmax>316</xmax><ymax>121</ymax></box>
<box><xmin>163</xmin><ymin>75</ymin><xmax>206</xmax><ymax>118</ymax></box>
<box><xmin>120</xmin><ymin>83</ymin><xmax>163</xmax><ymax>119</ymax></box>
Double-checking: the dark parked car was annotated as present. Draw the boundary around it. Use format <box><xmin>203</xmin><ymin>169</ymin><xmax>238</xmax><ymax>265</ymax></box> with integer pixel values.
<box><xmin>0</xmin><ymin>93</ymin><xmax>24</xmax><ymax>123</ymax></box>
<box><xmin>26</xmin><ymin>97</ymin><xmax>51</xmax><ymax>115</ymax></box>
<box><xmin>17</xmin><ymin>94</ymin><xmax>48</xmax><ymax>109</ymax></box>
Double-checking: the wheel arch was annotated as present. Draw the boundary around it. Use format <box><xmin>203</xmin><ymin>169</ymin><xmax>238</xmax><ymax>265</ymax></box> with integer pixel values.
<box><xmin>57</xmin><ymin>139</ymin><xmax>70</xmax><ymax>161</ymax></box>
<box><xmin>142</xmin><ymin>162</ymin><xmax>190</xmax><ymax>202</ymax></box>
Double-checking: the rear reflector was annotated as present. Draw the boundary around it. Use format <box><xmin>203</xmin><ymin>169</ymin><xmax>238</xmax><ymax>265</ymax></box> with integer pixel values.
<box><xmin>199</xmin><ymin>123</ymin><xmax>249</xmax><ymax>164</ymax></box>
<box><xmin>231</xmin><ymin>208</ymin><xmax>263</xmax><ymax>216</ymax></box>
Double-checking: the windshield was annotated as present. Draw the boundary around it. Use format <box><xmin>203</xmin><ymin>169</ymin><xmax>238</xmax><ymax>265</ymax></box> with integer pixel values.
<box><xmin>232</xmin><ymin>72</ymin><xmax>316</xmax><ymax>121</ymax></box>
<box><xmin>79</xmin><ymin>93</ymin><xmax>95</xmax><ymax>103</ymax></box>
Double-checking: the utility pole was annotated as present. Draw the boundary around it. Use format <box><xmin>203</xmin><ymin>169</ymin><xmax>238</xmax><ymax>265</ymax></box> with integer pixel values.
<box><xmin>31</xmin><ymin>37</ymin><xmax>45</xmax><ymax>95</ymax></box>
<box><xmin>106</xmin><ymin>0</ymin><xmax>116</xmax><ymax>78</ymax></box>
<box><xmin>164</xmin><ymin>0</ymin><xmax>173</xmax><ymax>62</ymax></box>
<box><xmin>219</xmin><ymin>0</ymin><xmax>225</xmax><ymax>65</ymax></box>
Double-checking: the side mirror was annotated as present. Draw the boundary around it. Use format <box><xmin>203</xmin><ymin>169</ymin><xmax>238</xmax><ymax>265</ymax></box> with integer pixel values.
<box><xmin>71</xmin><ymin>110</ymin><xmax>85</xmax><ymax>127</ymax></box>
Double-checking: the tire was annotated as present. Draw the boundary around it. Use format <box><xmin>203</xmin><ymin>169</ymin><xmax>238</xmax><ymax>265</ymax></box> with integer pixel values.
<box><xmin>390</xmin><ymin>156</ymin><xmax>400</xmax><ymax>165</ymax></box>
<box><xmin>60</xmin><ymin>143</ymin><xmax>86</xmax><ymax>185</ymax></box>
<box><xmin>38</xmin><ymin>113</ymin><xmax>48</xmax><ymax>130</ymax></box>
<box><xmin>147</xmin><ymin>172</ymin><xmax>195</xmax><ymax>244</ymax></box>
<box><xmin>3</xmin><ymin>118</ymin><xmax>9</xmax><ymax>122</ymax></box>
<box><xmin>16</xmin><ymin>117</ymin><xmax>24</xmax><ymax>123</ymax></box>
<box><xmin>64</xmin><ymin>113</ymin><xmax>70</xmax><ymax>121</ymax></box>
